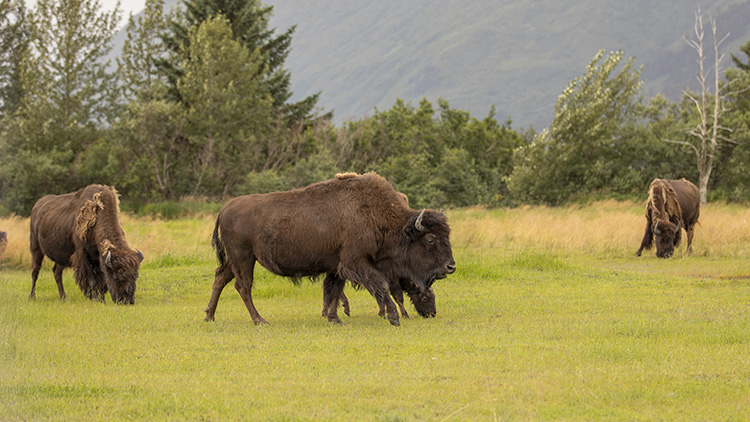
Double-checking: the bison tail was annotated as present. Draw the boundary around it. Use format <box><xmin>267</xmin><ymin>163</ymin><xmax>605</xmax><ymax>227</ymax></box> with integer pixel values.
<box><xmin>212</xmin><ymin>217</ymin><xmax>226</xmax><ymax>267</ymax></box>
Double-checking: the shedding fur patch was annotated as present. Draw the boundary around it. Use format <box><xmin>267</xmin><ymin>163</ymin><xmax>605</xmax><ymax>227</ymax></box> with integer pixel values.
<box><xmin>100</xmin><ymin>239</ymin><xmax>114</xmax><ymax>256</ymax></box>
<box><xmin>75</xmin><ymin>192</ymin><xmax>104</xmax><ymax>241</ymax></box>
<box><xmin>335</xmin><ymin>172</ymin><xmax>359</xmax><ymax>180</ymax></box>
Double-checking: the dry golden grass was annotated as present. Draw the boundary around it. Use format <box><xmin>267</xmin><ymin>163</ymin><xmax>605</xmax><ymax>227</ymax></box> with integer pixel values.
<box><xmin>448</xmin><ymin>200</ymin><xmax>750</xmax><ymax>258</ymax></box>
<box><xmin>2</xmin><ymin>200</ymin><xmax>750</xmax><ymax>269</ymax></box>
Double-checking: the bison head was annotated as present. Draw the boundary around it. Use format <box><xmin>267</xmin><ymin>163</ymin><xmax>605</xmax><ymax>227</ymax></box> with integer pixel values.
<box><xmin>400</xmin><ymin>278</ymin><xmax>436</xmax><ymax>317</ymax></box>
<box><xmin>400</xmin><ymin>209</ymin><xmax>456</xmax><ymax>292</ymax></box>
<box><xmin>103</xmin><ymin>248</ymin><xmax>144</xmax><ymax>304</ymax></box>
<box><xmin>653</xmin><ymin>219</ymin><xmax>681</xmax><ymax>258</ymax></box>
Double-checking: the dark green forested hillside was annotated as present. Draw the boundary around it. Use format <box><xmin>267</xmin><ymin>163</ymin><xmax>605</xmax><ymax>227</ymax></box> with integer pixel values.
<box><xmin>266</xmin><ymin>0</ymin><xmax>750</xmax><ymax>128</ymax></box>
<box><xmin>113</xmin><ymin>0</ymin><xmax>749</xmax><ymax>128</ymax></box>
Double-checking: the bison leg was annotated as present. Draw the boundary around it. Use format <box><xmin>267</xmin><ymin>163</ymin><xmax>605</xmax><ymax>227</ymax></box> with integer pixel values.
<box><xmin>52</xmin><ymin>263</ymin><xmax>67</xmax><ymax>301</ymax></box>
<box><xmin>635</xmin><ymin>219</ymin><xmax>654</xmax><ymax>257</ymax></box>
<box><xmin>340</xmin><ymin>259</ymin><xmax>400</xmax><ymax>326</ymax></box>
<box><xmin>204</xmin><ymin>263</ymin><xmax>234</xmax><ymax>321</ymax></box>
<box><xmin>686</xmin><ymin>225</ymin><xmax>695</xmax><ymax>255</ymax></box>
<box><xmin>321</xmin><ymin>273</ymin><xmax>350</xmax><ymax>319</ymax></box>
<box><xmin>233</xmin><ymin>260</ymin><xmax>268</xmax><ymax>325</ymax></box>
<box><xmin>322</xmin><ymin>273</ymin><xmax>346</xmax><ymax>325</ymax></box>
<box><xmin>340</xmin><ymin>291</ymin><xmax>350</xmax><ymax>317</ymax></box>
<box><xmin>29</xmin><ymin>244</ymin><xmax>44</xmax><ymax>301</ymax></box>
<box><xmin>389</xmin><ymin>281</ymin><xmax>409</xmax><ymax>319</ymax></box>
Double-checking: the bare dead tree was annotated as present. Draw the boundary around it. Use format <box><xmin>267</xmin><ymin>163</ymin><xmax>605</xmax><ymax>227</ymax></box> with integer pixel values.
<box><xmin>665</xmin><ymin>9</ymin><xmax>737</xmax><ymax>205</ymax></box>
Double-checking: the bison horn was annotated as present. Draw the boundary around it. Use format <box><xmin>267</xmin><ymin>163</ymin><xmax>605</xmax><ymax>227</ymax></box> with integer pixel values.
<box><xmin>653</xmin><ymin>221</ymin><xmax>661</xmax><ymax>235</ymax></box>
<box><xmin>675</xmin><ymin>219</ymin><xmax>681</xmax><ymax>233</ymax></box>
<box><xmin>137</xmin><ymin>249</ymin><xmax>144</xmax><ymax>261</ymax></box>
<box><xmin>105</xmin><ymin>251</ymin><xmax>113</xmax><ymax>268</ymax></box>
<box><xmin>415</xmin><ymin>209</ymin><xmax>426</xmax><ymax>232</ymax></box>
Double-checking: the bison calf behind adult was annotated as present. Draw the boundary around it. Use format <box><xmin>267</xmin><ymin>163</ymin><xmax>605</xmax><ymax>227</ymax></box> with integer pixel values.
<box><xmin>29</xmin><ymin>185</ymin><xmax>143</xmax><ymax>303</ymax></box>
<box><xmin>205</xmin><ymin>172</ymin><xmax>456</xmax><ymax>326</ymax></box>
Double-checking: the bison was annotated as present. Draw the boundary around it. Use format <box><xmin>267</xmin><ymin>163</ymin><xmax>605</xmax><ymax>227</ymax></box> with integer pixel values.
<box><xmin>635</xmin><ymin>178</ymin><xmax>700</xmax><ymax>258</ymax></box>
<box><xmin>323</xmin><ymin>174</ymin><xmax>436</xmax><ymax>320</ymax></box>
<box><xmin>205</xmin><ymin>172</ymin><xmax>456</xmax><ymax>326</ymax></box>
<box><xmin>29</xmin><ymin>185</ymin><xmax>143</xmax><ymax>303</ymax></box>
<box><xmin>326</xmin><ymin>277</ymin><xmax>436</xmax><ymax>320</ymax></box>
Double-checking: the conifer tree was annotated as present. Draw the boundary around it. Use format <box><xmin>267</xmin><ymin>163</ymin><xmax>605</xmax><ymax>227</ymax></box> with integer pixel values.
<box><xmin>159</xmin><ymin>0</ymin><xmax>327</xmax><ymax>126</ymax></box>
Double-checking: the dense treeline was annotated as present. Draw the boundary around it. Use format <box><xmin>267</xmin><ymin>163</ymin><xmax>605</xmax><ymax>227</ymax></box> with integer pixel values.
<box><xmin>1</xmin><ymin>0</ymin><xmax>749</xmax><ymax>215</ymax></box>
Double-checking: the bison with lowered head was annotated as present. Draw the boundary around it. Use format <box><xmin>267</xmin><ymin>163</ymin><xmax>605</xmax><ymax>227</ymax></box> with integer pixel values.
<box><xmin>328</xmin><ymin>277</ymin><xmax>436</xmax><ymax>320</ymax></box>
<box><xmin>29</xmin><ymin>185</ymin><xmax>143</xmax><ymax>303</ymax></box>
<box><xmin>206</xmin><ymin>172</ymin><xmax>455</xmax><ymax>326</ymax></box>
<box><xmin>323</xmin><ymin>173</ymin><xmax>436</xmax><ymax>320</ymax></box>
<box><xmin>635</xmin><ymin>178</ymin><xmax>700</xmax><ymax>258</ymax></box>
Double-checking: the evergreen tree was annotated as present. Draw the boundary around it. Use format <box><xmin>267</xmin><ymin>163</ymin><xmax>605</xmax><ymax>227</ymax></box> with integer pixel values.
<box><xmin>117</xmin><ymin>0</ymin><xmax>171</xmax><ymax>101</ymax></box>
<box><xmin>160</xmin><ymin>0</ymin><xmax>327</xmax><ymax>126</ymax></box>
<box><xmin>0</xmin><ymin>0</ymin><xmax>28</xmax><ymax>118</ymax></box>
<box><xmin>0</xmin><ymin>0</ymin><xmax>121</xmax><ymax>214</ymax></box>
<box><xmin>177</xmin><ymin>15</ymin><xmax>272</xmax><ymax>196</ymax></box>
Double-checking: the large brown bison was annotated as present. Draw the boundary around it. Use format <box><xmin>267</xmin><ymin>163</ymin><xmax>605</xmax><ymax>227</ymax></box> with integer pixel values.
<box><xmin>29</xmin><ymin>185</ymin><xmax>143</xmax><ymax>303</ymax></box>
<box><xmin>635</xmin><ymin>178</ymin><xmax>700</xmax><ymax>258</ymax></box>
<box><xmin>205</xmin><ymin>172</ymin><xmax>456</xmax><ymax>326</ymax></box>
<box><xmin>324</xmin><ymin>173</ymin><xmax>436</xmax><ymax>320</ymax></box>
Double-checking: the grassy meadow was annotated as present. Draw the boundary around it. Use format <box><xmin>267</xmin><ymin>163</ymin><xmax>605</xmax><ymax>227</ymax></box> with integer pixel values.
<box><xmin>1</xmin><ymin>201</ymin><xmax>749</xmax><ymax>421</ymax></box>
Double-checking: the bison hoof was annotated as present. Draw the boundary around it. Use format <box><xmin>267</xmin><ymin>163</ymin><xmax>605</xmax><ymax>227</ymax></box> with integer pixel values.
<box><xmin>328</xmin><ymin>318</ymin><xmax>343</xmax><ymax>326</ymax></box>
<box><xmin>344</xmin><ymin>308</ymin><xmax>350</xmax><ymax>317</ymax></box>
<box><xmin>253</xmin><ymin>318</ymin><xmax>270</xmax><ymax>326</ymax></box>
<box><xmin>388</xmin><ymin>318</ymin><xmax>400</xmax><ymax>327</ymax></box>
<box><xmin>204</xmin><ymin>315</ymin><xmax>215</xmax><ymax>322</ymax></box>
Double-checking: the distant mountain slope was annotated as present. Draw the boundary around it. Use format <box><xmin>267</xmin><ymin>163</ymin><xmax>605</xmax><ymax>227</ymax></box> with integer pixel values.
<box><xmin>121</xmin><ymin>0</ymin><xmax>750</xmax><ymax>129</ymax></box>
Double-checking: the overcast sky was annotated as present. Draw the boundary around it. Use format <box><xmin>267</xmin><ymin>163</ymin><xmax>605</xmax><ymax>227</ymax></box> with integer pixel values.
<box><xmin>24</xmin><ymin>0</ymin><xmax>147</xmax><ymax>28</ymax></box>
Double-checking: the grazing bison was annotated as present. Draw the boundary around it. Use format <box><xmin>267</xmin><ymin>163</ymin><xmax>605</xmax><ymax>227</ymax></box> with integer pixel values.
<box><xmin>326</xmin><ymin>277</ymin><xmax>436</xmax><ymax>320</ymax></box>
<box><xmin>635</xmin><ymin>178</ymin><xmax>700</xmax><ymax>258</ymax></box>
<box><xmin>324</xmin><ymin>174</ymin><xmax>436</xmax><ymax>319</ymax></box>
<box><xmin>0</xmin><ymin>231</ymin><xmax>7</xmax><ymax>257</ymax></box>
<box><xmin>206</xmin><ymin>172</ymin><xmax>456</xmax><ymax>326</ymax></box>
<box><xmin>29</xmin><ymin>185</ymin><xmax>143</xmax><ymax>303</ymax></box>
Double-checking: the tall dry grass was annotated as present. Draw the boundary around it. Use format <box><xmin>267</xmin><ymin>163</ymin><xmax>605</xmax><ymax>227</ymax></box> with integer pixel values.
<box><xmin>448</xmin><ymin>200</ymin><xmax>750</xmax><ymax>257</ymax></box>
<box><xmin>2</xmin><ymin>200</ymin><xmax>750</xmax><ymax>269</ymax></box>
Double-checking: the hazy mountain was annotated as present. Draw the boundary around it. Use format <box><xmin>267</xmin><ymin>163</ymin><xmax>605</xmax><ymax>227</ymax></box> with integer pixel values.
<box><xmin>117</xmin><ymin>0</ymin><xmax>750</xmax><ymax>129</ymax></box>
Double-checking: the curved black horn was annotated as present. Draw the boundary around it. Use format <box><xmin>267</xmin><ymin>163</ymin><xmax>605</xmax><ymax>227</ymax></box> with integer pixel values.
<box><xmin>415</xmin><ymin>209</ymin><xmax>426</xmax><ymax>232</ymax></box>
<box><xmin>105</xmin><ymin>251</ymin><xmax>113</xmax><ymax>268</ymax></box>
<box><xmin>652</xmin><ymin>220</ymin><xmax>660</xmax><ymax>235</ymax></box>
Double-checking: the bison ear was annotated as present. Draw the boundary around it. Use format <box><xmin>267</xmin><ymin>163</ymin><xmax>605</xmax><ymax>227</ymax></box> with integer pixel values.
<box><xmin>404</xmin><ymin>224</ymin><xmax>420</xmax><ymax>241</ymax></box>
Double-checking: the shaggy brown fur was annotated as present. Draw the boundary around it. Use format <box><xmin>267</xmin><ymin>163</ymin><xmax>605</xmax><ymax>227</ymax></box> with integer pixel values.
<box><xmin>206</xmin><ymin>172</ymin><xmax>456</xmax><ymax>326</ymax></box>
<box><xmin>636</xmin><ymin>178</ymin><xmax>700</xmax><ymax>258</ymax></box>
<box><xmin>325</xmin><ymin>185</ymin><xmax>433</xmax><ymax>319</ymax></box>
<box><xmin>29</xmin><ymin>185</ymin><xmax>143</xmax><ymax>303</ymax></box>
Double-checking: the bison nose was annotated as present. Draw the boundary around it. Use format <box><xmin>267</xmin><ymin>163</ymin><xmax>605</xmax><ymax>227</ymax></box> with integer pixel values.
<box><xmin>446</xmin><ymin>263</ymin><xmax>456</xmax><ymax>274</ymax></box>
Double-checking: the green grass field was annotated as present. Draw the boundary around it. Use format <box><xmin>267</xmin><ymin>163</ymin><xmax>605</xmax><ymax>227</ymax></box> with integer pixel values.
<box><xmin>1</xmin><ymin>202</ymin><xmax>749</xmax><ymax>421</ymax></box>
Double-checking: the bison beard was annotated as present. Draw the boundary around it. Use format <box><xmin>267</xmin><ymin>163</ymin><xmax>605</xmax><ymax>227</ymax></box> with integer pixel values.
<box><xmin>28</xmin><ymin>185</ymin><xmax>144</xmax><ymax>303</ymax></box>
<box><xmin>205</xmin><ymin>172</ymin><xmax>456</xmax><ymax>326</ymax></box>
<box><xmin>635</xmin><ymin>178</ymin><xmax>700</xmax><ymax>258</ymax></box>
